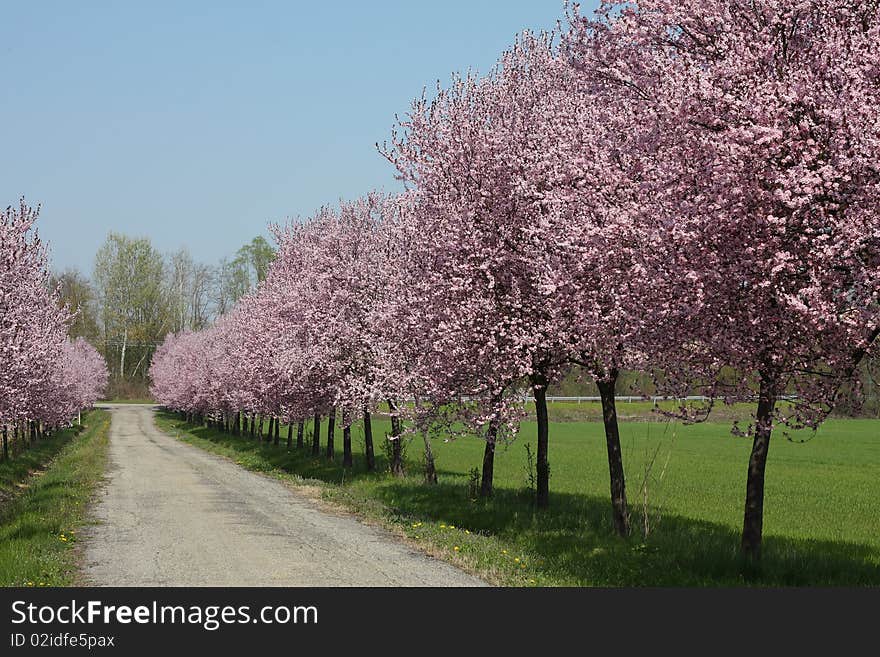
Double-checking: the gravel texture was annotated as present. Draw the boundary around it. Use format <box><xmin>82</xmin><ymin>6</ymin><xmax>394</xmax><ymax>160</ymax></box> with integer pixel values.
<box><xmin>82</xmin><ymin>404</ymin><xmax>485</xmax><ymax>587</ymax></box>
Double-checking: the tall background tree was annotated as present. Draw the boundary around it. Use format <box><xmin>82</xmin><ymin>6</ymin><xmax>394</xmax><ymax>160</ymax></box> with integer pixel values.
<box><xmin>93</xmin><ymin>233</ymin><xmax>170</xmax><ymax>396</ymax></box>
<box><xmin>52</xmin><ymin>268</ymin><xmax>100</xmax><ymax>343</ymax></box>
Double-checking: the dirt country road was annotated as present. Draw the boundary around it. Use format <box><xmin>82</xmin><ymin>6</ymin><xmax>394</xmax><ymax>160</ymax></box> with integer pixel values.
<box><xmin>82</xmin><ymin>404</ymin><xmax>484</xmax><ymax>587</ymax></box>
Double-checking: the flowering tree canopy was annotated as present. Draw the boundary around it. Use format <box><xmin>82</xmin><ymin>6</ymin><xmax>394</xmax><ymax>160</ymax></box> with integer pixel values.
<box><xmin>568</xmin><ymin>0</ymin><xmax>880</xmax><ymax>557</ymax></box>
<box><xmin>1</xmin><ymin>199</ymin><xmax>108</xmax><ymax>449</ymax></box>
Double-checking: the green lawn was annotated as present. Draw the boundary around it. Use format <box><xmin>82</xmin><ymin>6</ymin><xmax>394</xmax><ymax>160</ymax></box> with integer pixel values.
<box><xmin>0</xmin><ymin>411</ymin><xmax>111</xmax><ymax>587</ymax></box>
<box><xmin>155</xmin><ymin>410</ymin><xmax>880</xmax><ymax>586</ymax></box>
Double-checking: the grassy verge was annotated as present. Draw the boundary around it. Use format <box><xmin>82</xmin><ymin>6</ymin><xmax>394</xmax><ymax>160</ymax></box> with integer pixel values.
<box><xmin>0</xmin><ymin>410</ymin><xmax>111</xmax><ymax>587</ymax></box>
<box><xmin>154</xmin><ymin>411</ymin><xmax>880</xmax><ymax>586</ymax></box>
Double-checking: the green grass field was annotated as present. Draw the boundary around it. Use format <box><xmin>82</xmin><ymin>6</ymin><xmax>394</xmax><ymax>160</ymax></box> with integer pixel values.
<box><xmin>155</xmin><ymin>409</ymin><xmax>880</xmax><ymax>586</ymax></box>
<box><xmin>0</xmin><ymin>411</ymin><xmax>111</xmax><ymax>586</ymax></box>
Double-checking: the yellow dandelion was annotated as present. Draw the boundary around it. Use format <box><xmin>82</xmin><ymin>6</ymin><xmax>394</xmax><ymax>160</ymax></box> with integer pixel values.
<box><xmin>449</xmin><ymin>525</ymin><xmax>455</xmax><ymax>529</ymax></box>
<box><xmin>439</xmin><ymin>524</ymin><xmax>446</xmax><ymax>529</ymax></box>
<box><xmin>453</xmin><ymin>546</ymin><xmax>460</xmax><ymax>552</ymax></box>
<box><xmin>529</xmin><ymin>579</ymin><xmax>536</xmax><ymax>584</ymax></box>
<box><xmin>502</xmin><ymin>550</ymin><xmax>508</xmax><ymax>555</ymax></box>
<box><xmin>514</xmin><ymin>557</ymin><xmax>520</xmax><ymax>563</ymax></box>
<box><xmin>464</xmin><ymin>530</ymin><xmax>470</xmax><ymax>534</ymax></box>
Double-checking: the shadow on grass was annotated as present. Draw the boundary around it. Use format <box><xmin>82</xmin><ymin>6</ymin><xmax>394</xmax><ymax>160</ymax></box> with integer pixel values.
<box><xmin>164</xmin><ymin>416</ymin><xmax>393</xmax><ymax>483</ymax></box>
<box><xmin>372</xmin><ymin>481</ymin><xmax>880</xmax><ymax>586</ymax></box>
<box><xmin>159</xmin><ymin>412</ymin><xmax>880</xmax><ymax>586</ymax></box>
<box><xmin>0</xmin><ymin>426</ymin><xmax>84</xmax><ymax>495</ymax></box>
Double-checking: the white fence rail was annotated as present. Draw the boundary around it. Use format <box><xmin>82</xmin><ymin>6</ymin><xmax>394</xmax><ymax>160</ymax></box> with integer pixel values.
<box><xmin>528</xmin><ymin>395</ymin><xmax>798</xmax><ymax>403</ymax></box>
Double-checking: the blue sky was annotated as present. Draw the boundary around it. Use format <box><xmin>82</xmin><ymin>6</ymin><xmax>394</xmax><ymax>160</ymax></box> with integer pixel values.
<box><xmin>1</xmin><ymin>1</ymin><xmax>598</xmax><ymax>273</ymax></box>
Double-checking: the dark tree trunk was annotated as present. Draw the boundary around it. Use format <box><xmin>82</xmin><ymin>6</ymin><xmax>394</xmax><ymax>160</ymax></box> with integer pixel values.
<box><xmin>342</xmin><ymin>408</ymin><xmax>353</xmax><ymax>468</ymax></box>
<box><xmin>286</xmin><ymin>422</ymin><xmax>293</xmax><ymax>449</ymax></box>
<box><xmin>741</xmin><ymin>374</ymin><xmax>779</xmax><ymax>562</ymax></box>
<box><xmin>325</xmin><ymin>407</ymin><xmax>336</xmax><ymax>460</ymax></box>
<box><xmin>242</xmin><ymin>413</ymin><xmax>249</xmax><ymax>435</ymax></box>
<box><xmin>267</xmin><ymin>416</ymin><xmax>274</xmax><ymax>442</ymax></box>
<box><xmin>387</xmin><ymin>399</ymin><xmax>405</xmax><ymax>477</ymax></box>
<box><xmin>273</xmin><ymin>417</ymin><xmax>280</xmax><ymax>446</ymax></box>
<box><xmin>296</xmin><ymin>421</ymin><xmax>304</xmax><ymax>449</ymax></box>
<box><xmin>363</xmin><ymin>408</ymin><xmax>375</xmax><ymax>472</ymax></box>
<box><xmin>235</xmin><ymin>411</ymin><xmax>241</xmax><ymax>436</ymax></box>
<box><xmin>597</xmin><ymin>370</ymin><xmax>630</xmax><ymax>537</ymax></box>
<box><xmin>422</xmin><ymin>433</ymin><xmax>437</xmax><ymax>485</ymax></box>
<box><xmin>312</xmin><ymin>414</ymin><xmax>321</xmax><ymax>456</ymax></box>
<box><xmin>532</xmin><ymin>378</ymin><xmax>550</xmax><ymax>509</ymax></box>
<box><xmin>2</xmin><ymin>427</ymin><xmax>7</xmax><ymax>462</ymax></box>
<box><xmin>250</xmin><ymin>413</ymin><xmax>256</xmax><ymax>438</ymax></box>
<box><xmin>480</xmin><ymin>420</ymin><xmax>498</xmax><ymax>498</ymax></box>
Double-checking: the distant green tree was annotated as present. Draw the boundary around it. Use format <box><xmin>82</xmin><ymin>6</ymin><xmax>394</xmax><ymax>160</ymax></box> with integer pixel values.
<box><xmin>166</xmin><ymin>247</ymin><xmax>214</xmax><ymax>333</ymax></box>
<box><xmin>52</xmin><ymin>268</ymin><xmax>100</xmax><ymax>343</ymax></box>
<box><xmin>214</xmin><ymin>236</ymin><xmax>275</xmax><ymax>315</ymax></box>
<box><xmin>93</xmin><ymin>232</ymin><xmax>169</xmax><ymax>382</ymax></box>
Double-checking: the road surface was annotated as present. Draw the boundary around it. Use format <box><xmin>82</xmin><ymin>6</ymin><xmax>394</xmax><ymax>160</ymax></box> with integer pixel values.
<box><xmin>82</xmin><ymin>404</ymin><xmax>484</xmax><ymax>587</ymax></box>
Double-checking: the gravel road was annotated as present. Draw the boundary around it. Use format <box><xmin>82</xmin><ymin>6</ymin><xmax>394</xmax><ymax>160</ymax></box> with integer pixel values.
<box><xmin>82</xmin><ymin>404</ymin><xmax>484</xmax><ymax>587</ymax></box>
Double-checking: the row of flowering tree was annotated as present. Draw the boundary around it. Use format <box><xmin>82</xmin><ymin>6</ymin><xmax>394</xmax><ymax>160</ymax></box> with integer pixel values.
<box><xmin>150</xmin><ymin>0</ymin><xmax>880</xmax><ymax>561</ymax></box>
<box><xmin>0</xmin><ymin>200</ymin><xmax>110</xmax><ymax>461</ymax></box>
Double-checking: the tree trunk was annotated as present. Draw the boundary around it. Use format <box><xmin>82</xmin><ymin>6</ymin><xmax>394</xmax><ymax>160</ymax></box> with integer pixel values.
<box><xmin>326</xmin><ymin>407</ymin><xmax>336</xmax><ymax>460</ymax></box>
<box><xmin>480</xmin><ymin>420</ymin><xmax>498</xmax><ymax>498</ymax></box>
<box><xmin>267</xmin><ymin>416</ymin><xmax>274</xmax><ymax>442</ymax></box>
<box><xmin>363</xmin><ymin>408</ymin><xmax>375</xmax><ymax>472</ymax></box>
<box><xmin>422</xmin><ymin>433</ymin><xmax>437</xmax><ymax>485</ymax></box>
<box><xmin>258</xmin><ymin>415</ymin><xmax>265</xmax><ymax>442</ymax></box>
<box><xmin>120</xmin><ymin>326</ymin><xmax>127</xmax><ymax>380</ymax></box>
<box><xmin>741</xmin><ymin>374</ymin><xmax>779</xmax><ymax>562</ymax></box>
<box><xmin>532</xmin><ymin>378</ymin><xmax>550</xmax><ymax>509</ymax></box>
<box><xmin>597</xmin><ymin>370</ymin><xmax>630</xmax><ymax>537</ymax></box>
<box><xmin>286</xmin><ymin>422</ymin><xmax>293</xmax><ymax>449</ymax></box>
<box><xmin>296</xmin><ymin>421</ymin><xmax>304</xmax><ymax>449</ymax></box>
<box><xmin>312</xmin><ymin>414</ymin><xmax>321</xmax><ymax>456</ymax></box>
<box><xmin>342</xmin><ymin>408</ymin><xmax>353</xmax><ymax>468</ymax></box>
<box><xmin>388</xmin><ymin>399</ymin><xmax>405</xmax><ymax>477</ymax></box>
<box><xmin>273</xmin><ymin>417</ymin><xmax>280</xmax><ymax>446</ymax></box>
<box><xmin>250</xmin><ymin>413</ymin><xmax>256</xmax><ymax>438</ymax></box>
<box><xmin>2</xmin><ymin>427</ymin><xmax>8</xmax><ymax>462</ymax></box>
<box><xmin>235</xmin><ymin>411</ymin><xmax>241</xmax><ymax>436</ymax></box>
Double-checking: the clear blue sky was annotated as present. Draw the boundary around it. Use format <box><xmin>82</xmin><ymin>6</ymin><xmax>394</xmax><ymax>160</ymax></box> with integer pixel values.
<box><xmin>1</xmin><ymin>0</ymin><xmax>597</xmax><ymax>274</ymax></box>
